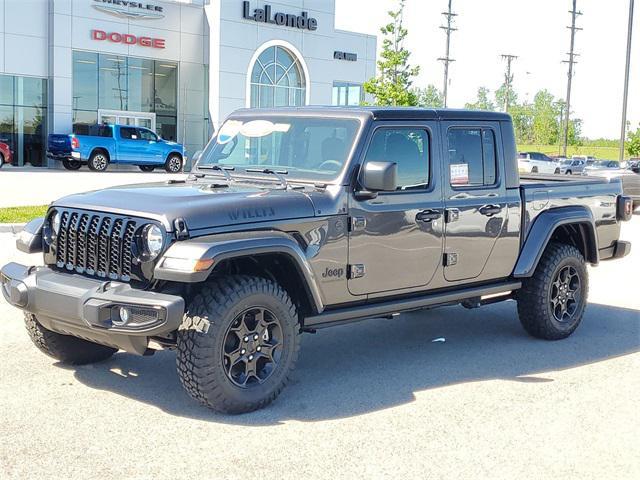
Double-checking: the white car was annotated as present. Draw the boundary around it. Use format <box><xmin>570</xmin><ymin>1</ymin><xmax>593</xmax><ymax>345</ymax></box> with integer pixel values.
<box><xmin>518</xmin><ymin>152</ymin><xmax>560</xmax><ymax>174</ymax></box>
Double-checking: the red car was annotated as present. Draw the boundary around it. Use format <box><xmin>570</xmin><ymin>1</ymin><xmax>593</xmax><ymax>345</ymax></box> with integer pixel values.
<box><xmin>0</xmin><ymin>142</ymin><xmax>12</xmax><ymax>168</ymax></box>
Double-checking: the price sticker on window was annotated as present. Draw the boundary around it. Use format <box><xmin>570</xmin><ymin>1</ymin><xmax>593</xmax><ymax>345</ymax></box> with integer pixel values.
<box><xmin>450</xmin><ymin>163</ymin><xmax>469</xmax><ymax>185</ymax></box>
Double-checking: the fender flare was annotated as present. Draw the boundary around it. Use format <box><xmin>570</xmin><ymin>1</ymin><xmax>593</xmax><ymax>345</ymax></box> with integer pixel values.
<box><xmin>154</xmin><ymin>230</ymin><xmax>324</xmax><ymax>313</ymax></box>
<box><xmin>513</xmin><ymin>206</ymin><xmax>598</xmax><ymax>278</ymax></box>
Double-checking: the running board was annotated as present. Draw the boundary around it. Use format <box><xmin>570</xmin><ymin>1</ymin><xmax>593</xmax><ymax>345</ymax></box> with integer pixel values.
<box><xmin>304</xmin><ymin>280</ymin><xmax>521</xmax><ymax>329</ymax></box>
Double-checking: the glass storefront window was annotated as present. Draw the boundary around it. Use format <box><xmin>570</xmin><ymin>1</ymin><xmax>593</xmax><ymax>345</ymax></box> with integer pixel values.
<box><xmin>0</xmin><ymin>75</ymin><xmax>14</xmax><ymax>105</ymax></box>
<box><xmin>332</xmin><ymin>82</ymin><xmax>363</xmax><ymax>106</ymax></box>
<box><xmin>73</xmin><ymin>110</ymin><xmax>98</xmax><ymax>135</ymax></box>
<box><xmin>128</xmin><ymin>57</ymin><xmax>154</xmax><ymax>113</ymax></box>
<box><xmin>73</xmin><ymin>51</ymin><xmax>98</xmax><ymax>111</ymax></box>
<box><xmin>0</xmin><ymin>74</ymin><xmax>46</xmax><ymax>167</ymax></box>
<box><xmin>155</xmin><ymin>62</ymin><xmax>177</xmax><ymax>115</ymax></box>
<box><xmin>157</xmin><ymin>115</ymin><xmax>177</xmax><ymax>141</ymax></box>
<box><xmin>99</xmin><ymin>55</ymin><xmax>128</xmax><ymax>111</ymax></box>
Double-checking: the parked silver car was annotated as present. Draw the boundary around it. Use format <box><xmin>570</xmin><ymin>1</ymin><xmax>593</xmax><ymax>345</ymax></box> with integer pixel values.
<box><xmin>583</xmin><ymin>163</ymin><xmax>640</xmax><ymax>209</ymax></box>
<box><xmin>559</xmin><ymin>158</ymin><xmax>586</xmax><ymax>175</ymax></box>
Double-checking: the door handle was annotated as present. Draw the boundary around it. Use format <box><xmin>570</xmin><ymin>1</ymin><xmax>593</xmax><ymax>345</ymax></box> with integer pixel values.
<box><xmin>416</xmin><ymin>209</ymin><xmax>442</xmax><ymax>222</ymax></box>
<box><xmin>479</xmin><ymin>204</ymin><xmax>502</xmax><ymax>216</ymax></box>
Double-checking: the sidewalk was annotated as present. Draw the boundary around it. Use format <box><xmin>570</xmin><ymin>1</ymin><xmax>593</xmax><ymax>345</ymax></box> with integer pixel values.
<box><xmin>0</xmin><ymin>166</ymin><xmax>187</xmax><ymax>208</ymax></box>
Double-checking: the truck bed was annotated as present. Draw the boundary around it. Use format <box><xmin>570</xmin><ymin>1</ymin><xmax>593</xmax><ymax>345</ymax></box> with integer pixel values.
<box><xmin>518</xmin><ymin>173</ymin><xmax>623</xmax><ymax>252</ymax></box>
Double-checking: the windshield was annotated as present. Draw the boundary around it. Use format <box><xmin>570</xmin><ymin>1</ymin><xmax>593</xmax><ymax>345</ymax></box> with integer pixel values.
<box><xmin>197</xmin><ymin>116</ymin><xmax>361</xmax><ymax>182</ymax></box>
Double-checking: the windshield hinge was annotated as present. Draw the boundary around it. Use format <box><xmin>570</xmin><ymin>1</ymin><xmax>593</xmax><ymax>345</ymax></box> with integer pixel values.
<box><xmin>174</xmin><ymin>218</ymin><xmax>189</xmax><ymax>240</ymax></box>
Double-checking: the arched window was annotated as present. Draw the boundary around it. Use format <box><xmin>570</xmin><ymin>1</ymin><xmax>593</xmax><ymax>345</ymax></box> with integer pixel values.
<box><xmin>249</xmin><ymin>45</ymin><xmax>306</xmax><ymax>108</ymax></box>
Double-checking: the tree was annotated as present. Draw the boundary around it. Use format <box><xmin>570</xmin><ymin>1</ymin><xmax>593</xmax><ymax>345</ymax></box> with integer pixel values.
<box><xmin>363</xmin><ymin>0</ymin><xmax>419</xmax><ymax>106</ymax></box>
<box><xmin>531</xmin><ymin>90</ymin><xmax>560</xmax><ymax>145</ymax></box>
<box><xmin>494</xmin><ymin>84</ymin><xmax>518</xmax><ymax>112</ymax></box>
<box><xmin>414</xmin><ymin>85</ymin><xmax>444</xmax><ymax>108</ymax></box>
<box><xmin>465</xmin><ymin>87</ymin><xmax>495</xmax><ymax>111</ymax></box>
<box><xmin>627</xmin><ymin>125</ymin><xmax>640</xmax><ymax>157</ymax></box>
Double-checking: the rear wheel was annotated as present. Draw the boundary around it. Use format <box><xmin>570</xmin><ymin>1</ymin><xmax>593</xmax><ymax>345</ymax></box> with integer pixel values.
<box><xmin>531</xmin><ymin>167</ymin><xmax>538</xmax><ymax>173</ymax></box>
<box><xmin>517</xmin><ymin>243</ymin><xmax>588</xmax><ymax>340</ymax></box>
<box><xmin>165</xmin><ymin>154</ymin><xmax>183</xmax><ymax>173</ymax></box>
<box><xmin>24</xmin><ymin>313</ymin><xmax>117</xmax><ymax>365</ymax></box>
<box><xmin>62</xmin><ymin>159</ymin><xmax>82</xmax><ymax>170</ymax></box>
<box><xmin>138</xmin><ymin>165</ymin><xmax>155</xmax><ymax>172</ymax></box>
<box><xmin>176</xmin><ymin>276</ymin><xmax>300</xmax><ymax>413</ymax></box>
<box><xmin>88</xmin><ymin>150</ymin><xmax>109</xmax><ymax>171</ymax></box>
<box><xmin>554</xmin><ymin>167</ymin><xmax>560</xmax><ymax>174</ymax></box>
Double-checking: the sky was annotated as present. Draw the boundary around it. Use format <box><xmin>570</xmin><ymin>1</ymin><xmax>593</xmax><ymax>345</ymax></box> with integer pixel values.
<box><xmin>335</xmin><ymin>0</ymin><xmax>639</xmax><ymax>140</ymax></box>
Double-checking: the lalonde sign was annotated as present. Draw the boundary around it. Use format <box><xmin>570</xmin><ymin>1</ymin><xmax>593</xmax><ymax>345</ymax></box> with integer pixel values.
<box><xmin>242</xmin><ymin>1</ymin><xmax>318</xmax><ymax>31</ymax></box>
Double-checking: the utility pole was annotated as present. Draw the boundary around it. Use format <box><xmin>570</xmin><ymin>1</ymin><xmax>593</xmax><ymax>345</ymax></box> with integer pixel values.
<box><xmin>562</xmin><ymin>0</ymin><xmax>582</xmax><ymax>157</ymax></box>
<box><xmin>438</xmin><ymin>0</ymin><xmax>456</xmax><ymax>108</ymax></box>
<box><xmin>619</xmin><ymin>0</ymin><xmax>635</xmax><ymax>162</ymax></box>
<box><xmin>500</xmin><ymin>54</ymin><xmax>518</xmax><ymax>112</ymax></box>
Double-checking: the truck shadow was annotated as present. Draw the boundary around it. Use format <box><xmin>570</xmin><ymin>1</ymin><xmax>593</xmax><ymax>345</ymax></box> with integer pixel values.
<box><xmin>66</xmin><ymin>301</ymin><xmax>640</xmax><ymax>425</ymax></box>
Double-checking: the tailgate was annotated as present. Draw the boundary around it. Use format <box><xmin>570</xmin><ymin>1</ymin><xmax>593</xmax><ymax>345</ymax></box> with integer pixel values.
<box><xmin>47</xmin><ymin>134</ymin><xmax>71</xmax><ymax>155</ymax></box>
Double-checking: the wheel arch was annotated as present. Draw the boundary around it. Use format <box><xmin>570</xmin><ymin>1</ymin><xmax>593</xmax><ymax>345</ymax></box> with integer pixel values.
<box><xmin>166</xmin><ymin>150</ymin><xmax>183</xmax><ymax>161</ymax></box>
<box><xmin>154</xmin><ymin>231</ymin><xmax>324</xmax><ymax>315</ymax></box>
<box><xmin>90</xmin><ymin>147</ymin><xmax>110</xmax><ymax>162</ymax></box>
<box><xmin>513</xmin><ymin>206</ymin><xmax>598</xmax><ymax>278</ymax></box>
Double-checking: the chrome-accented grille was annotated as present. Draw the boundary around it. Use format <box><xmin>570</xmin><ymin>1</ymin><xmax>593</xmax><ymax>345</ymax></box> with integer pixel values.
<box><xmin>54</xmin><ymin>210</ymin><xmax>138</xmax><ymax>282</ymax></box>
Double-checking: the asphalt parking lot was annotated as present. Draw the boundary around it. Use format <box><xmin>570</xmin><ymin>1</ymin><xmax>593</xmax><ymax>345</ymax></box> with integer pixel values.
<box><xmin>0</xmin><ymin>217</ymin><xmax>638</xmax><ymax>479</ymax></box>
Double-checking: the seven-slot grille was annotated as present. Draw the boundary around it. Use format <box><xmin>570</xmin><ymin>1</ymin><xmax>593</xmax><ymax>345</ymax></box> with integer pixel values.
<box><xmin>54</xmin><ymin>210</ymin><xmax>139</xmax><ymax>281</ymax></box>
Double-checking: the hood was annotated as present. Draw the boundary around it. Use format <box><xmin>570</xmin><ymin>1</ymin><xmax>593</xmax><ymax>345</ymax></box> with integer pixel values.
<box><xmin>52</xmin><ymin>181</ymin><xmax>316</xmax><ymax>232</ymax></box>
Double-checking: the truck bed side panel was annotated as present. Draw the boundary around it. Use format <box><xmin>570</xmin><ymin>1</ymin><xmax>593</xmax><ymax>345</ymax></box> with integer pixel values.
<box><xmin>520</xmin><ymin>176</ymin><xmax>622</xmax><ymax>252</ymax></box>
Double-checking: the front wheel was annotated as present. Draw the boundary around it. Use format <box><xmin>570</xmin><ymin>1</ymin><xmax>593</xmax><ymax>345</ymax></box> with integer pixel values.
<box><xmin>24</xmin><ymin>313</ymin><xmax>117</xmax><ymax>364</ymax></box>
<box><xmin>0</xmin><ymin>152</ymin><xmax>4</xmax><ymax>168</ymax></box>
<box><xmin>554</xmin><ymin>167</ymin><xmax>560</xmax><ymax>174</ymax></box>
<box><xmin>88</xmin><ymin>150</ymin><xmax>109</xmax><ymax>171</ymax></box>
<box><xmin>565</xmin><ymin>170</ymin><xmax>572</xmax><ymax>175</ymax></box>
<box><xmin>531</xmin><ymin>167</ymin><xmax>538</xmax><ymax>173</ymax></box>
<box><xmin>176</xmin><ymin>276</ymin><xmax>300</xmax><ymax>414</ymax></box>
<box><xmin>165</xmin><ymin>154</ymin><xmax>183</xmax><ymax>173</ymax></box>
<box><xmin>63</xmin><ymin>159</ymin><xmax>82</xmax><ymax>170</ymax></box>
<box><xmin>517</xmin><ymin>242</ymin><xmax>588</xmax><ymax>340</ymax></box>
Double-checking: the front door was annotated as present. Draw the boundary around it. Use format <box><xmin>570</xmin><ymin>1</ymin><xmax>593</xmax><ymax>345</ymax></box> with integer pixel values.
<box><xmin>441</xmin><ymin>122</ymin><xmax>507</xmax><ymax>282</ymax></box>
<box><xmin>117</xmin><ymin>126</ymin><xmax>145</xmax><ymax>162</ymax></box>
<box><xmin>348</xmin><ymin>122</ymin><xmax>444</xmax><ymax>295</ymax></box>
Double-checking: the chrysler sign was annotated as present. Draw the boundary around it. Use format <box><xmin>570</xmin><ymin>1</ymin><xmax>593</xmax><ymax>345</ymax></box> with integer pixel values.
<box><xmin>92</xmin><ymin>0</ymin><xmax>165</xmax><ymax>20</ymax></box>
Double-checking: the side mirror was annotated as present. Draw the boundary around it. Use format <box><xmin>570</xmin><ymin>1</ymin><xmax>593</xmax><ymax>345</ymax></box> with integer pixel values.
<box><xmin>360</xmin><ymin>161</ymin><xmax>397</xmax><ymax>192</ymax></box>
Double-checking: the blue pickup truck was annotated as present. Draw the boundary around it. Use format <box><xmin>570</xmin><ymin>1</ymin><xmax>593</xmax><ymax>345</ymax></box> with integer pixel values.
<box><xmin>47</xmin><ymin>124</ymin><xmax>185</xmax><ymax>172</ymax></box>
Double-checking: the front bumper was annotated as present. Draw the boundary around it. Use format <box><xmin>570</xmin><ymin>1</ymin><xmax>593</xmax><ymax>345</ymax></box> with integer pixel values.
<box><xmin>0</xmin><ymin>263</ymin><xmax>184</xmax><ymax>355</ymax></box>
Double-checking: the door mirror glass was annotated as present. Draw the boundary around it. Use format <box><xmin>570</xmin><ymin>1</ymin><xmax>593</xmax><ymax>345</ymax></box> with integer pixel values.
<box><xmin>361</xmin><ymin>161</ymin><xmax>397</xmax><ymax>191</ymax></box>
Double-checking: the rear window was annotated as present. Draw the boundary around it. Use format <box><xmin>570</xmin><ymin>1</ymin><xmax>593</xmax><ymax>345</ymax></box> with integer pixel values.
<box><xmin>72</xmin><ymin>124</ymin><xmax>111</xmax><ymax>137</ymax></box>
<box><xmin>447</xmin><ymin>128</ymin><xmax>498</xmax><ymax>187</ymax></box>
<box><xmin>518</xmin><ymin>153</ymin><xmax>528</xmax><ymax>159</ymax></box>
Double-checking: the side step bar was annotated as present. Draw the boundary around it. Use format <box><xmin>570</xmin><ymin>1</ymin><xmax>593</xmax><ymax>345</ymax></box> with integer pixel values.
<box><xmin>304</xmin><ymin>280</ymin><xmax>521</xmax><ymax>329</ymax></box>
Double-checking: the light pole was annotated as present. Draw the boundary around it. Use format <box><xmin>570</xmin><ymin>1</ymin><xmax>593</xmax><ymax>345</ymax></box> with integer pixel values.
<box><xmin>619</xmin><ymin>0</ymin><xmax>635</xmax><ymax>162</ymax></box>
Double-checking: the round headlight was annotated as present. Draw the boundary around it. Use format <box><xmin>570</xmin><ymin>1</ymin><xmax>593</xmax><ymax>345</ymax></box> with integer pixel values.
<box><xmin>143</xmin><ymin>224</ymin><xmax>163</xmax><ymax>259</ymax></box>
<box><xmin>51</xmin><ymin>211</ymin><xmax>61</xmax><ymax>234</ymax></box>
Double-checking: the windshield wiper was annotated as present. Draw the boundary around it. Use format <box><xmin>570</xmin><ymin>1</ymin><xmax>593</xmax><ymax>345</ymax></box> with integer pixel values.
<box><xmin>198</xmin><ymin>164</ymin><xmax>235</xmax><ymax>181</ymax></box>
<box><xmin>245</xmin><ymin>168</ymin><xmax>289</xmax><ymax>189</ymax></box>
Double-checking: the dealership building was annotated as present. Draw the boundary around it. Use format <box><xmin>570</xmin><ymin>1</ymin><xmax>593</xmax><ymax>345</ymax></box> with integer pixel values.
<box><xmin>0</xmin><ymin>0</ymin><xmax>376</xmax><ymax>168</ymax></box>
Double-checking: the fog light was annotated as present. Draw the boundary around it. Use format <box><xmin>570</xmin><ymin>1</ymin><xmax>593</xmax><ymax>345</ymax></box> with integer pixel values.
<box><xmin>117</xmin><ymin>306</ymin><xmax>130</xmax><ymax>325</ymax></box>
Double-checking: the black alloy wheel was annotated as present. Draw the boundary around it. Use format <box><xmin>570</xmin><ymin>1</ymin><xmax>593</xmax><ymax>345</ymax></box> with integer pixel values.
<box><xmin>549</xmin><ymin>265</ymin><xmax>581</xmax><ymax>323</ymax></box>
<box><xmin>222</xmin><ymin>307</ymin><xmax>283</xmax><ymax>388</ymax></box>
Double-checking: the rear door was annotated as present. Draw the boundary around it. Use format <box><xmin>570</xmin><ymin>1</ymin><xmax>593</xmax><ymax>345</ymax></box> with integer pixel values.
<box><xmin>441</xmin><ymin>121</ymin><xmax>507</xmax><ymax>282</ymax></box>
<box><xmin>117</xmin><ymin>126</ymin><xmax>143</xmax><ymax>162</ymax></box>
<box><xmin>347</xmin><ymin>121</ymin><xmax>444</xmax><ymax>295</ymax></box>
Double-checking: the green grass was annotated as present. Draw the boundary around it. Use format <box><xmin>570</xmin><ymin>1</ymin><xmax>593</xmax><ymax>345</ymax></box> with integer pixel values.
<box><xmin>0</xmin><ymin>205</ymin><xmax>48</xmax><ymax>223</ymax></box>
<box><xmin>518</xmin><ymin>144</ymin><xmax>621</xmax><ymax>160</ymax></box>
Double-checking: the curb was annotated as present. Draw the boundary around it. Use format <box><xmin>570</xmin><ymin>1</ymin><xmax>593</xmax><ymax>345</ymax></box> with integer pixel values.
<box><xmin>0</xmin><ymin>223</ymin><xmax>25</xmax><ymax>234</ymax></box>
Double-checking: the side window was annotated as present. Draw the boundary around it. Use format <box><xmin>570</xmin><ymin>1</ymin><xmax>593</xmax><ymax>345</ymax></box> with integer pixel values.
<box><xmin>447</xmin><ymin>128</ymin><xmax>498</xmax><ymax>187</ymax></box>
<box><xmin>139</xmin><ymin>129</ymin><xmax>157</xmax><ymax>141</ymax></box>
<box><xmin>363</xmin><ymin>128</ymin><xmax>429</xmax><ymax>190</ymax></box>
<box><xmin>120</xmin><ymin>127</ymin><xmax>138</xmax><ymax>140</ymax></box>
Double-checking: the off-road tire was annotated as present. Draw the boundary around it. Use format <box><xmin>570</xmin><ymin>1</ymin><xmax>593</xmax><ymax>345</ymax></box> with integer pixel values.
<box><xmin>24</xmin><ymin>313</ymin><xmax>117</xmax><ymax>364</ymax></box>
<box><xmin>88</xmin><ymin>150</ymin><xmax>109</xmax><ymax>171</ymax></box>
<box><xmin>164</xmin><ymin>154</ymin><xmax>183</xmax><ymax>173</ymax></box>
<box><xmin>138</xmin><ymin>165</ymin><xmax>155</xmax><ymax>172</ymax></box>
<box><xmin>517</xmin><ymin>242</ymin><xmax>588</xmax><ymax>340</ymax></box>
<box><xmin>176</xmin><ymin>276</ymin><xmax>300</xmax><ymax>414</ymax></box>
<box><xmin>62</xmin><ymin>159</ymin><xmax>82</xmax><ymax>170</ymax></box>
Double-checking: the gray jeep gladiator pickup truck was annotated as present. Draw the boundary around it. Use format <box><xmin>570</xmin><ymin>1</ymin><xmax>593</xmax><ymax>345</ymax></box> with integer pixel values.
<box><xmin>1</xmin><ymin>107</ymin><xmax>634</xmax><ymax>414</ymax></box>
